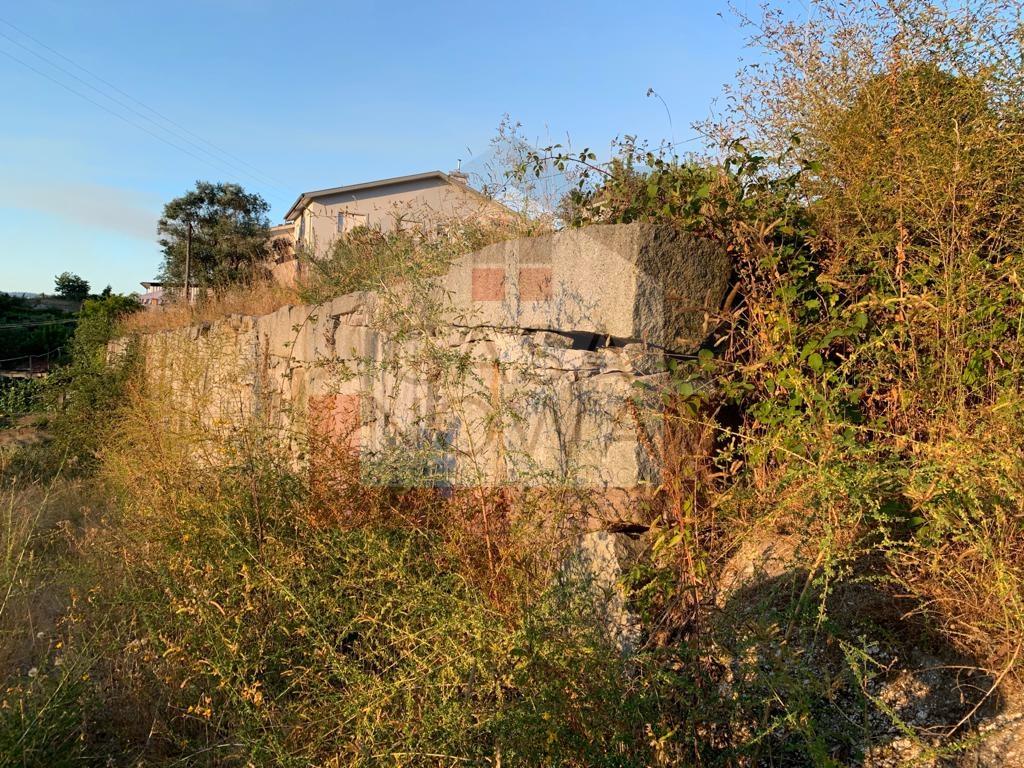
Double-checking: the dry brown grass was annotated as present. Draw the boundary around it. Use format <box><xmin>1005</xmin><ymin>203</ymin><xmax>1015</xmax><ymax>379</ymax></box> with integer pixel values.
<box><xmin>120</xmin><ymin>279</ymin><xmax>301</xmax><ymax>334</ymax></box>
<box><xmin>0</xmin><ymin>459</ymin><xmax>97</xmax><ymax>676</ymax></box>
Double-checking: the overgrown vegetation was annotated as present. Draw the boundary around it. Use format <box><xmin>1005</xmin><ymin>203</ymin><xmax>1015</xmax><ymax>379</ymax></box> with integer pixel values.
<box><xmin>298</xmin><ymin>215</ymin><xmax>546</xmax><ymax>304</ymax></box>
<box><xmin>1</xmin><ymin>1</ymin><xmax>1023</xmax><ymax>765</ymax></box>
<box><xmin>40</xmin><ymin>294</ymin><xmax>141</xmax><ymax>471</ymax></box>
<box><xmin>0</xmin><ymin>379</ymin><xmax>44</xmax><ymax>423</ymax></box>
<box><xmin>120</xmin><ymin>279</ymin><xmax>299</xmax><ymax>335</ymax></box>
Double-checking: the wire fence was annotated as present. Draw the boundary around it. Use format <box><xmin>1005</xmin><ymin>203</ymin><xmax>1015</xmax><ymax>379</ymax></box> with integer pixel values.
<box><xmin>0</xmin><ymin>346</ymin><xmax>65</xmax><ymax>373</ymax></box>
<box><xmin>0</xmin><ymin>318</ymin><xmax>77</xmax><ymax>330</ymax></box>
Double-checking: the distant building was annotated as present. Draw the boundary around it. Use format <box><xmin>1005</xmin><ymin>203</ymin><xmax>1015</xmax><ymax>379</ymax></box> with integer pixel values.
<box><xmin>279</xmin><ymin>170</ymin><xmax>512</xmax><ymax>263</ymax></box>
<box><xmin>139</xmin><ymin>281</ymin><xmax>205</xmax><ymax>307</ymax></box>
<box><xmin>140</xmin><ymin>281</ymin><xmax>165</xmax><ymax>308</ymax></box>
<box><xmin>144</xmin><ymin>171</ymin><xmax>515</xmax><ymax>292</ymax></box>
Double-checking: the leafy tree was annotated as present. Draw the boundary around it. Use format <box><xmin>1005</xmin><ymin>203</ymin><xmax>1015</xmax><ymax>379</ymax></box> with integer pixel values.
<box><xmin>53</xmin><ymin>272</ymin><xmax>90</xmax><ymax>301</ymax></box>
<box><xmin>158</xmin><ymin>181</ymin><xmax>271</xmax><ymax>290</ymax></box>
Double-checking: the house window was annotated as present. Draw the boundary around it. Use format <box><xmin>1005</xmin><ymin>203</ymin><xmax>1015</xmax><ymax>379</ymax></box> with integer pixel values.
<box><xmin>337</xmin><ymin>212</ymin><xmax>368</xmax><ymax>235</ymax></box>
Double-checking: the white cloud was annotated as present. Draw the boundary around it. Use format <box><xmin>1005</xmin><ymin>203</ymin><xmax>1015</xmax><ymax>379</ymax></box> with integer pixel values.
<box><xmin>0</xmin><ymin>180</ymin><xmax>159</xmax><ymax>242</ymax></box>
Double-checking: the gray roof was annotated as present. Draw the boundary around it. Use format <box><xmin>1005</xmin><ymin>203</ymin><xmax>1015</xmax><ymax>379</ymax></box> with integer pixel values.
<box><xmin>284</xmin><ymin>170</ymin><xmax>475</xmax><ymax>222</ymax></box>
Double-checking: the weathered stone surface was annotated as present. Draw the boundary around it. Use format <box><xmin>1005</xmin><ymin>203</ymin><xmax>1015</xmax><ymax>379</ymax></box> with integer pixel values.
<box><xmin>956</xmin><ymin>710</ymin><xmax>1024</xmax><ymax>768</ymax></box>
<box><xmin>130</xmin><ymin>223</ymin><xmax>726</xmax><ymax>503</ymax></box>
<box><xmin>564</xmin><ymin>530</ymin><xmax>647</xmax><ymax>653</ymax></box>
<box><xmin>441</xmin><ymin>223</ymin><xmax>730</xmax><ymax>351</ymax></box>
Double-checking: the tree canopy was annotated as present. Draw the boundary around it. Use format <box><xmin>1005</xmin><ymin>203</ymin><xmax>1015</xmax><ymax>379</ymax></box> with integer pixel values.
<box><xmin>158</xmin><ymin>181</ymin><xmax>271</xmax><ymax>289</ymax></box>
<box><xmin>54</xmin><ymin>272</ymin><xmax>90</xmax><ymax>301</ymax></box>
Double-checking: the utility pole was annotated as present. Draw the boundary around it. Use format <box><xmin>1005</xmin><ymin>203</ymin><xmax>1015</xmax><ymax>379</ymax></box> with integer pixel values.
<box><xmin>183</xmin><ymin>219</ymin><xmax>192</xmax><ymax>308</ymax></box>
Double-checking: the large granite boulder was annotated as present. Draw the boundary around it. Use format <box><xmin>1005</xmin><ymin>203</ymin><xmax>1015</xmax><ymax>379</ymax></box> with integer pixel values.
<box><xmin>440</xmin><ymin>223</ymin><xmax>729</xmax><ymax>352</ymax></box>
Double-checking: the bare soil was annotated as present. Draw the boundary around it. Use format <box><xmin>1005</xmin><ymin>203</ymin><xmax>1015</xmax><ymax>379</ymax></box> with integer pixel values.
<box><xmin>0</xmin><ymin>413</ymin><xmax>49</xmax><ymax>451</ymax></box>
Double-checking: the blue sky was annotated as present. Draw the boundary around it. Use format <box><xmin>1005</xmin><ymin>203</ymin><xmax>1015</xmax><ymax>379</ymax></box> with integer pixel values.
<box><xmin>0</xmin><ymin>0</ymin><xmax>753</xmax><ymax>294</ymax></box>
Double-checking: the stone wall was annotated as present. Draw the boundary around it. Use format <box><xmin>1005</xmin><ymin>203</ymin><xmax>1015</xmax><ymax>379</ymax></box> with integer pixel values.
<box><xmin>133</xmin><ymin>223</ymin><xmax>728</xmax><ymax>512</ymax></box>
<box><xmin>441</xmin><ymin>223</ymin><xmax>729</xmax><ymax>350</ymax></box>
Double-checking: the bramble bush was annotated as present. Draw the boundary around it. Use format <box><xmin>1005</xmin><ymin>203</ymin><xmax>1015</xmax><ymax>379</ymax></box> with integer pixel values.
<box><xmin>516</xmin><ymin>0</ymin><xmax>1024</xmax><ymax>760</ymax></box>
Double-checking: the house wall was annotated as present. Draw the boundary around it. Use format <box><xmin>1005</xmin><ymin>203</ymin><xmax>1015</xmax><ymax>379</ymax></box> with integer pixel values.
<box><xmin>293</xmin><ymin>178</ymin><xmax>509</xmax><ymax>258</ymax></box>
<box><xmin>140</xmin><ymin>286</ymin><xmax>165</xmax><ymax>308</ymax></box>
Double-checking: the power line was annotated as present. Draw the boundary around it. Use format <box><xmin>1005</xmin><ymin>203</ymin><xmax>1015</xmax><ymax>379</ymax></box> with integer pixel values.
<box><xmin>0</xmin><ymin>34</ymin><xmax>286</xmax><ymax>198</ymax></box>
<box><xmin>0</xmin><ymin>17</ymin><xmax>291</xmax><ymax>192</ymax></box>
<box><xmin>0</xmin><ymin>26</ymin><xmax>292</xmax><ymax>208</ymax></box>
<box><xmin>1</xmin><ymin>48</ymin><xmax>288</xmax><ymax>210</ymax></box>
<box><xmin>666</xmin><ymin>135</ymin><xmax>705</xmax><ymax>149</ymax></box>
<box><xmin>0</xmin><ymin>24</ymin><xmax>289</xmax><ymax>196</ymax></box>
<box><xmin>0</xmin><ymin>28</ymin><xmax>288</xmax><ymax>196</ymax></box>
<box><xmin>0</xmin><ymin>47</ymin><xmax>276</xmax><ymax>192</ymax></box>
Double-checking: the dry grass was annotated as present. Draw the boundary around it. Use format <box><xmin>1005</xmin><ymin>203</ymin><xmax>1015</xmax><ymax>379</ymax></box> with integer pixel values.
<box><xmin>120</xmin><ymin>279</ymin><xmax>301</xmax><ymax>334</ymax></box>
<box><xmin>0</xmin><ymin>414</ymin><xmax>48</xmax><ymax>452</ymax></box>
<box><xmin>0</xmin><ymin>459</ymin><xmax>97</xmax><ymax>676</ymax></box>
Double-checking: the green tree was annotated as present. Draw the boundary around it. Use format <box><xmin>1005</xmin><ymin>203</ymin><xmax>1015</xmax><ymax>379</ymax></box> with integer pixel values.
<box><xmin>158</xmin><ymin>181</ymin><xmax>271</xmax><ymax>290</ymax></box>
<box><xmin>53</xmin><ymin>272</ymin><xmax>90</xmax><ymax>301</ymax></box>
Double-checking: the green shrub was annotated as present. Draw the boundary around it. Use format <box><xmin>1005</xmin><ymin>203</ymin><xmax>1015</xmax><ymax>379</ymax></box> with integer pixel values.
<box><xmin>43</xmin><ymin>295</ymin><xmax>141</xmax><ymax>473</ymax></box>
<box><xmin>0</xmin><ymin>379</ymin><xmax>44</xmax><ymax>421</ymax></box>
<box><xmin>0</xmin><ymin>664</ymin><xmax>89</xmax><ymax>768</ymax></box>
